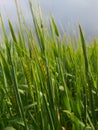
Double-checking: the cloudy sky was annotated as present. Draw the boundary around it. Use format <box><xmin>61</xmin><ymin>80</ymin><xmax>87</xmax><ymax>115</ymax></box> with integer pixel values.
<box><xmin>0</xmin><ymin>0</ymin><xmax>98</xmax><ymax>39</ymax></box>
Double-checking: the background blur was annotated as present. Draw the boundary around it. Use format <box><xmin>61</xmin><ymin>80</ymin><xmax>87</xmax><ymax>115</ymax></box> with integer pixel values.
<box><xmin>0</xmin><ymin>0</ymin><xmax>98</xmax><ymax>40</ymax></box>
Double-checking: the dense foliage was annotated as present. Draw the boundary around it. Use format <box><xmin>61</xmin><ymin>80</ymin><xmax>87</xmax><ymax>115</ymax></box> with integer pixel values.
<box><xmin>0</xmin><ymin>1</ymin><xmax>98</xmax><ymax>130</ymax></box>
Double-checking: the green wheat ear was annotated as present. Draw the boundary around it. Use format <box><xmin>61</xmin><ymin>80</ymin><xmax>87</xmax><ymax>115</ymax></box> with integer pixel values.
<box><xmin>51</xmin><ymin>17</ymin><xmax>59</xmax><ymax>37</ymax></box>
<box><xmin>79</xmin><ymin>24</ymin><xmax>89</xmax><ymax>72</ymax></box>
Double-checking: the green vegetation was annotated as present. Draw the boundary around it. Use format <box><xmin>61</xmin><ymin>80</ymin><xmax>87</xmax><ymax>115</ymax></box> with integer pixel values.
<box><xmin>0</xmin><ymin>1</ymin><xmax>98</xmax><ymax>130</ymax></box>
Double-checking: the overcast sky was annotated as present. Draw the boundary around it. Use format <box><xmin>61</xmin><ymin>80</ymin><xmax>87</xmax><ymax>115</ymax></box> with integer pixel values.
<box><xmin>0</xmin><ymin>0</ymin><xmax>98</xmax><ymax>39</ymax></box>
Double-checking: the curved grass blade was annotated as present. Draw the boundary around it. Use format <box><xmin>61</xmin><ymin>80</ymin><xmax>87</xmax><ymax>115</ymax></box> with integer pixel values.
<box><xmin>79</xmin><ymin>25</ymin><xmax>96</xmax><ymax>127</ymax></box>
<box><xmin>51</xmin><ymin>17</ymin><xmax>59</xmax><ymax>37</ymax></box>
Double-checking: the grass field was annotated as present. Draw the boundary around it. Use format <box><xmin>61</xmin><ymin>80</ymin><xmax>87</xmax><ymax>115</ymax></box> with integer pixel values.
<box><xmin>0</xmin><ymin>1</ymin><xmax>98</xmax><ymax>130</ymax></box>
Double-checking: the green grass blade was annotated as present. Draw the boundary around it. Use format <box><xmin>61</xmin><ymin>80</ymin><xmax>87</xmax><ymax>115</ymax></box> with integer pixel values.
<box><xmin>8</xmin><ymin>20</ymin><xmax>17</xmax><ymax>43</ymax></box>
<box><xmin>79</xmin><ymin>25</ymin><xmax>96</xmax><ymax>127</ymax></box>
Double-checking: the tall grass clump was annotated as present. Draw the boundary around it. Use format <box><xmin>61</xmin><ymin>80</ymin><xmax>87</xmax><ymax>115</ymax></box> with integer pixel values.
<box><xmin>0</xmin><ymin>0</ymin><xmax>98</xmax><ymax>130</ymax></box>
